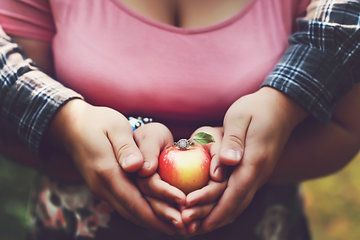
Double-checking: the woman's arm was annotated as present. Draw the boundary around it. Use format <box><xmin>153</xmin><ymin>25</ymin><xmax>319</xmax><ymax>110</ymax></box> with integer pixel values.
<box><xmin>270</xmin><ymin>84</ymin><xmax>360</xmax><ymax>183</ymax></box>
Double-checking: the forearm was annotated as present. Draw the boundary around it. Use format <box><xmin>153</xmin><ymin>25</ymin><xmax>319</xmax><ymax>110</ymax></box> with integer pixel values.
<box><xmin>0</xmin><ymin>131</ymin><xmax>82</xmax><ymax>183</ymax></box>
<box><xmin>0</xmin><ymin>126</ymin><xmax>40</xmax><ymax>167</ymax></box>
<box><xmin>270</xmin><ymin>84</ymin><xmax>360</xmax><ymax>183</ymax></box>
<box><xmin>270</xmin><ymin>119</ymin><xmax>359</xmax><ymax>184</ymax></box>
<box><xmin>0</xmin><ymin>121</ymin><xmax>82</xmax><ymax>181</ymax></box>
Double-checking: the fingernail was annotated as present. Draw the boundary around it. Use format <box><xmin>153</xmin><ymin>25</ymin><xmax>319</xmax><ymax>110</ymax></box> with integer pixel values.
<box><xmin>143</xmin><ymin>161</ymin><xmax>151</xmax><ymax>169</ymax></box>
<box><xmin>222</xmin><ymin>149</ymin><xmax>241</xmax><ymax>161</ymax></box>
<box><xmin>190</xmin><ymin>223</ymin><xmax>199</xmax><ymax>234</ymax></box>
<box><xmin>122</xmin><ymin>154</ymin><xmax>140</xmax><ymax>168</ymax></box>
<box><xmin>183</xmin><ymin>210</ymin><xmax>193</xmax><ymax>220</ymax></box>
<box><xmin>214</xmin><ymin>166</ymin><xmax>224</xmax><ymax>180</ymax></box>
<box><xmin>172</xmin><ymin>218</ymin><xmax>182</xmax><ymax>228</ymax></box>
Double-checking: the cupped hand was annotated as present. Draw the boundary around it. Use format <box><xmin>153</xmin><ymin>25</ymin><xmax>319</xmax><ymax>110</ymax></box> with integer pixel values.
<box><xmin>200</xmin><ymin>87</ymin><xmax>307</xmax><ymax>233</ymax></box>
<box><xmin>135</xmin><ymin>125</ymin><xmax>227</xmax><ymax>236</ymax></box>
<box><xmin>181</xmin><ymin>127</ymin><xmax>227</xmax><ymax>235</ymax></box>
<box><xmin>49</xmin><ymin>99</ymin><xmax>175</xmax><ymax>235</ymax></box>
<box><xmin>133</xmin><ymin>123</ymin><xmax>187</xmax><ymax>233</ymax></box>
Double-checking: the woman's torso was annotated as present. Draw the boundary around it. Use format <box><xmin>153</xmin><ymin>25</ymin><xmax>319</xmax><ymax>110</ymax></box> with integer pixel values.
<box><xmin>51</xmin><ymin>0</ymin><xmax>308</xmax><ymax>137</ymax></box>
<box><xmin>0</xmin><ymin>0</ymin><xmax>312</xmax><ymax>239</ymax></box>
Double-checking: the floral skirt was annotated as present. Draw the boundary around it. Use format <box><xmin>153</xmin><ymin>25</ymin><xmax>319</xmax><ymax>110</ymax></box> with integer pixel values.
<box><xmin>27</xmin><ymin>176</ymin><xmax>311</xmax><ymax>240</ymax></box>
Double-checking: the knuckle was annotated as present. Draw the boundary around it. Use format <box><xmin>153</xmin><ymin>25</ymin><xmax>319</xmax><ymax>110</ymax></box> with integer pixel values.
<box><xmin>150</xmin><ymin>122</ymin><xmax>168</xmax><ymax>131</ymax></box>
<box><xmin>245</xmin><ymin>150</ymin><xmax>268</xmax><ymax>169</ymax></box>
<box><xmin>201</xmin><ymin>206</ymin><xmax>211</xmax><ymax>217</ymax></box>
<box><xmin>107</xmin><ymin>114</ymin><xmax>131</xmax><ymax>130</ymax></box>
<box><xmin>148</xmin><ymin>177</ymin><xmax>162</xmax><ymax>193</ymax></box>
<box><xmin>121</xmin><ymin>199</ymin><xmax>137</xmax><ymax>215</ymax></box>
<box><xmin>87</xmin><ymin>179</ymin><xmax>102</xmax><ymax>197</ymax></box>
<box><xmin>158</xmin><ymin>185</ymin><xmax>171</xmax><ymax>198</ymax></box>
<box><xmin>133</xmin><ymin>128</ymin><xmax>146</xmax><ymax>142</ymax></box>
<box><xmin>117</xmin><ymin>143</ymin><xmax>136</xmax><ymax>160</ymax></box>
<box><xmin>95</xmin><ymin>162</ymin><xmax>117</xmax><ymax>182</ymax></box>
<box><xmin>224</xmin><ymin>103</ymin><xmax>245</xmax><ymax>122</ymax></box>
<box><xmin>135</xmin><ymin>122</ymin><xmax>171</xmax><ymax>143</ymax></box>
<box><xmin>202</xmin><ymin>189</ymin><xmax>212</xmax><ymax>201</ymax></box>
<box><xmin>226</xmin><ymin>134</ymin><xmax>245</xmax><ymax>149</ymax></box>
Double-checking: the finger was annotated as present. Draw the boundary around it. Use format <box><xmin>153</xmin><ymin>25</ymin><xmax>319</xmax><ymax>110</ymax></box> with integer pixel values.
<box><xmin>137</xmin><ymin>174</ymin><xmax>186</xmax><ymax>206</ymax></box>
<box><xmin>95</xmin><ymin>151</ymin><xmax>175</xmax><ymax>235</ymax></box>
<box><xmin>220</xmin><ymin>113</ymin><xmax>251</xmax><ymax>165</ymax></box>
<box><xmin>107</xmin><ymin>120</ymin><xmax>144</xmax><ymax>172</ymax></box>
<box><xmin>201</xmin><ymin>164</ymin><xmax>258</xmax><ymax>233</ymax></box>
<box><xmin>134</xmin><ymin>123</ymin><xmax>173</xmax><ymax>176</ymax></box>
<box><xmin>186</xmin><ymin>180</ymin><xmax>227</xmax><ymax>207</ymax></box>
<box><xmin>181</xmin><ymin>203</ymin><xmax>215</xmax><ymax>224</ymax></box>
<box><xmin>146</xmin><ymin>197</ymin><xmax>186</xmax><ymax>233</ymax></box>
<box><xmin>207</xmin><ymin>128</ymin><xmax>224</xmax><ymax>181</ymax></box>
<box><xmin>191</xmin><ymin>127</ymin><xmax>224</xmax><ymax>181</ymax></box>
<box><xmin>73</xmin><ymin>131</ymin><xmax>145</xmax><ymax>227</ymax></box>
<box><xmin>97</xmin><ymin>187</ymin><xmax>140</xmax><ymax>226</ymax></box>
<box><xmin>187</xmin><ymin>220</ymin><xmax>201</xmax><ymax>235</ymax></box>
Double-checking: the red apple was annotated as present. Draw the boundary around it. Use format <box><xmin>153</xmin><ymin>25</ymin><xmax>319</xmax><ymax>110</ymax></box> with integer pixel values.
<box><xmin>158</xmin><ymin>132</ymin><xmax>214</xmax><ymax>194</ymax></box>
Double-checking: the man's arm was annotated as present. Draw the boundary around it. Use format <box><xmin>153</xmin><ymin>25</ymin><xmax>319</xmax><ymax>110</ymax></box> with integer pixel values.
<box><xmin>262</xmin><ymin>0</ymin><xmax>360</xmax><ymax>121</ymax></box>
<box><xmin>0</xmin><ymin>26</ymin><xmax>82</xmax><ymax>153</ymax></box>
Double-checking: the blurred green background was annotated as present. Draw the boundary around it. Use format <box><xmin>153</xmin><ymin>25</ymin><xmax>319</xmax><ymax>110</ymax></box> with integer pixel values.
<box><xmin>0</xmin><ymin>153</ymin><xmax>359</xmax><ymax>240</ymax></box>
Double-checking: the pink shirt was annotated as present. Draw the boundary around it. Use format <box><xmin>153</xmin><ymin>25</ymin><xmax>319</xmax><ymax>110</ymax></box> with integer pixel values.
<box><xmin>0</xmin><ymin>0</ymin><xmax>309</xmax><ymax>136</ymax></box>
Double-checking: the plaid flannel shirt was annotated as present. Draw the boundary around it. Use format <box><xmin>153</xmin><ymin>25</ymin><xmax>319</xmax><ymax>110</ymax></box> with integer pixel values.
<box><xmin>0</xmin><ymin>27</ymin><xmax>82</xmax><ymax>153</ymax></box>
<box><xmin>0</xmin><ymin>0</ymin><xmax>359</xmax><ymax>153</ymax></box>
<box><xmin>262</xmin><ymin>0</ymin><xmax>360</xmax><ymax>121</ymax></box>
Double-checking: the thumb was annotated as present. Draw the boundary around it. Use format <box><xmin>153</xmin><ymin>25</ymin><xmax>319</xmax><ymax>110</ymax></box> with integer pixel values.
<box><xmin>107</xmin><ymin>124</ymin><xmax>144</xmax><ymax>172</ymax></box>
<box><xmin>219</xmin><ymin>114</ymin><xmax>251</xmax><ymax>166</ymax></box>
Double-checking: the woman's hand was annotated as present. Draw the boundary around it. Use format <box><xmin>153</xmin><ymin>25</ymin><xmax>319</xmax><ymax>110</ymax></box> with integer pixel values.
<box><xmin>49</xmin><ymin>99</ymin><xmax>175</xmax><ymax>235</ymax></box>
<box><xmin>200</xmin><ymin>87</ymin><xmax>307</xmax><ymax>233</ymax></box>
<box><xmin>135</xmin><ymin>125</ymin><xmax>227</xmax><ymax>236</ymax></box>
<box><xmin>181</xmin><ymin>127</ymin><xmax>227</xmax><ymax>235</ymax></box>
<box><xmin>134</xmin><ymin>123</ymin><xmax>188</xmax><ymax>234</ymax></box>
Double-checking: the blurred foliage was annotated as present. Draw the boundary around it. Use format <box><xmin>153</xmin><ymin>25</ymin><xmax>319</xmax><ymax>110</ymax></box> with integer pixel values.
<box><xmin>303</xmin><ymin>153</ymin><xmax>360</xmax><ymax>240</ymax></box>
<box><xmin>0</xmin><ymin>153</ymin><xmax>359</xmax><ymax>240</ymax></box>
<box><xmin>0</xmin><ymin>156</ymin><xmax>36</xmax><ymax>240</ymax></box>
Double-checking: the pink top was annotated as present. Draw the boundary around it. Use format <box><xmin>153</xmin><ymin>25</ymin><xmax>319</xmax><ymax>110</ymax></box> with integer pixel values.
<box><xmin>0</xmin><ymin>0</ymin><xmax>309</xmax><ymax>136</ymax></box>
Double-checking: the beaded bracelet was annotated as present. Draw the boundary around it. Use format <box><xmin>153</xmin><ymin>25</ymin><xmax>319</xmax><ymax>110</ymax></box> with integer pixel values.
<box><xmin>128</xmin><ymin>116</ymin><xmax>153</xmax><ymax>131</ymax></box>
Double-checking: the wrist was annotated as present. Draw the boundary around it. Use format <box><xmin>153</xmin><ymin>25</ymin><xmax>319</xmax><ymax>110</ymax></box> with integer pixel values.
<box><xmin>259</xmin><ymin>87</ymin><xmax>308</xmax><ymax>128</ymax></box>
<box><xmin>49</xmin><ymin>99</ymin><xmax>89</xmax><ymax>150</ymax></box>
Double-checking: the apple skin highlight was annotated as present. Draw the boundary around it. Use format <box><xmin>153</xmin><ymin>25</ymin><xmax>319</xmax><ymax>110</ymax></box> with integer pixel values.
<box><xmin>158</xmin><ymin>145</ymin><xmax>211</xmax><ymax>194</ymax></box>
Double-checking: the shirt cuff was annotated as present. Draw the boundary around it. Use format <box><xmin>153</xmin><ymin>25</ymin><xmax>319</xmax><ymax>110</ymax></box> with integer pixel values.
<box><xmin>1</xmin><ymin>70</ymin><xmax>83</xmax><ymax>153</ymax></box>
<box><xmin>261</xmin><ymin>44</ymin><xmax>354</xmax><ymax>122</ymax></box>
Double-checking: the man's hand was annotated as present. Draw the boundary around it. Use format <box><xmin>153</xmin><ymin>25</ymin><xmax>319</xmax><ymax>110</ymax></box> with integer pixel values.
<box><xmin>134</xmin><ymin>123</ymin><xmax>187</xmax><ymax>234</ymax></box>
<box><xmin>50</xmin><ymin>99</ymin><xmax>175</xmax><ymax>235</ymax></box>
<box><xmin>182</xmin><ymin>127</ymin><xmax>227</xmax><ymax>235</ymax></box>
<box><xmin>200</xmin><ymin>87</ymin><xmax>307</xmax><ymax>233</ymax></box>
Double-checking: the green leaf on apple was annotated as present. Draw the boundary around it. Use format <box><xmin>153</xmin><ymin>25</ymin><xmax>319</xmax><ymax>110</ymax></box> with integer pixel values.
<box><xmin>192</xmin><ymin>132</ymin><xmax>215</xmax><ymax>145</ymax></box>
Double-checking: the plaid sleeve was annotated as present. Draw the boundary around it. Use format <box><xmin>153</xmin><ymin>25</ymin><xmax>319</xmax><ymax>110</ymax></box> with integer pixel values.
<box><xmin>262</xmin><ymin>0</ymin><xmax>360</xmax><ymax>121</ymax></box>
<box><xmin>0</xmin><ymin>27</ymin><xmax>82</xmax><ymax>153</ymax></box>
